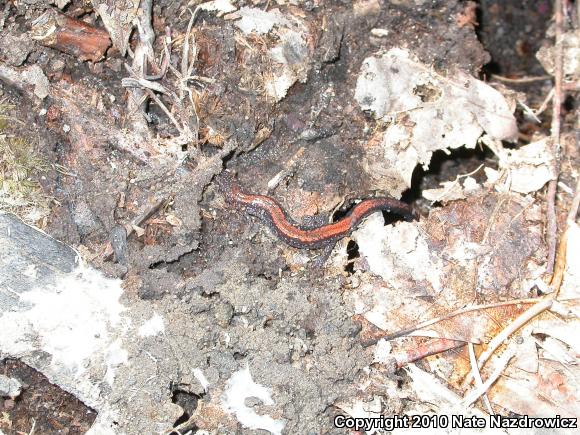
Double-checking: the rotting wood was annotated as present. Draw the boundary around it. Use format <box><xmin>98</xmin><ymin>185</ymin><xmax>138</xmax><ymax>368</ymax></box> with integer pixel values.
<box><xmin>30</xmin><ymin>9</ymin><xmax>111</xmax><ymax>62</ymax></box>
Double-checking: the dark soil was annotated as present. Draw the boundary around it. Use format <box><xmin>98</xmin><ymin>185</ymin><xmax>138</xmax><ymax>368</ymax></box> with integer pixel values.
<box><xmin>0</xmin><ymin>359</ymin><xmax>96</xmax><ymax>434</ymax></box>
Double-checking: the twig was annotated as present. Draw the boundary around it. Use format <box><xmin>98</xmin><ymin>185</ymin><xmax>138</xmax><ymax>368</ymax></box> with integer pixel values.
<box><xmin>168</xmin><ymin>414</ymin><xmax>197</xmax><ymax>435</ymax></box>
<box><xmin>549</xmin><ymin>176</ymin><xmax>580</xmax><ymax>294</ymax></box>
<box><xmin>476</xmin><ymin>299</ymin><xmax>552</xmax><ymax>370</ymax></box>
<box><xmin>392</xmin><ymin>338</ymin><xmax>465</xmax><ymax>368</ymax></box>
<box><xmin>549</xmin><ymin>224</ymin><xmax>568</xmax><ymax>295</ymax></box>
<box><xmin>546</xmin><ymin>0</ymin><xmax>565</xmax><ymax>274</ymax></box>
<box><xmin>491</xmin><ymin>74</ymin><xmax>551</xmax><ymax>84</ymax></box>
<box><xmin>122</xmin><ymin>75</ymin><xmax>172</xmax><ymax>95</ymax></box>
<box><xmin>566</xmin><ymin>176</ymin><xmax>580</xmax><ymax>224</ymax></box>
<box><xmin>378</xmin><ymin>297</ymin><xmax>542</xmax><ymax>341</ymax></box>
<box><xmin>144</xmin><ymin>88</ymin><xmax>187</xmax><ymax>137</ymax></box>
<box><xmin>461</xmin><ymin>346</ymin><xmax>516</xmax><ymax>408</ymax></box>
<box><xmin>126</xmin><ymin>0</ymin><xmax>155</xmax><ymax>136</ymax></box>
<box><xmin>467</xmin><ymin>343</ymin><xmax>494</xmax><ymax>414</ymax></box>
<box><xmin>30</xmin><ymin>9</ymin><xmax>111</xmax><ymax>62</ymax></box>
<box><xmin>461</xmin><ymin>299</ymin><xmax>553</xmax><ymax>388</ymax></box>
<box><xmin>577</xmin><ymin>0</ymin><xmax>580</xmax><ymax>40</ymax></box>
<box><xmin>181</xmin><ymin>75</ymin><xmax>216</xmax><ymax>85</ymax></box>
<box><xmin>146</xmin><ymin>9</ymin><xmax>202</xmax><ymax>148</ymax></box>
<box><xmin>179</xmin><ymin>8</ymin><xmax>202</xmax><ymax>145</ymax></box>
<box><xmin>182</xmin><ymin>8</ymin><xmax>201</xmax><ymax>85</ymax></box>
<box><xmin>558</xmin><ymin>181</ymin><xmax>574</xmax><ymax>195</ymax></box>
<box><xmin>143</xmin><ymin>28</ymin><xmax>171</xmax><ymax>80</ymax></box>
<box><xmin>103</xmin><ymin>196</ymin><xmax>169</xmax><ymax>260</ymax></box>
<box><xmin>132</xmin><ymin>197</ymin><xmax>169</xmax><ymax>230</ymax></box>
<box><xmin>518</xmin><ymin>100</ymin><xmax>541</xmax><ymax>123</ymax></box>
<box><xmin>52</xmin><ymin>163</ymin><xmax>77</xmax><ymax>177</ymax></box>
<box><xmin>563</xmin><ymin>82</ymin><xmax>580</xmax><ymax>91</ymax></box>
<box><xmin>535</xmin><ymin>87</ymin><xmax>554</xmax><ymax>117</ymax></box>
<box><xmin>122</xmin><ymin>63</ymin><xmax>198</xmax><ymax>147</ymax></box>
<box><xmin>429</xmin><ymin>163</ymin><xmax>485</xmax><ymax>203</ymax></box>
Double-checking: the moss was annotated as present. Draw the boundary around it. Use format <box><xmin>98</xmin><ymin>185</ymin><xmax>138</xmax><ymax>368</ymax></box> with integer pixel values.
<box><xmin>0</xmin><ymin>101</ymin><xmax>50</xmax><ymax>223</ymax></box>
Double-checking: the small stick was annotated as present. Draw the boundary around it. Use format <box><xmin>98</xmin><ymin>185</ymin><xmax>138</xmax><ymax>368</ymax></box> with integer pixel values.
<box><xmin>518</xmin><ymin>100</ymin><xmax>541</xmax><ymax>123</ymax></box>
<box><xmin>535</xmin><ymin>88</ymin><xmax>555</xmax><ymax>117</ymax></box>
<box><xmin>467</xmin><ymin>342</ymin><xmax>494</xmax><ymax>414</ymax></box>
<box><xmin>181</xmin><ymin>8</ymin><xmax>200</xmax><ymax>81</ymax></box>
<box><xmin>429</xmin><ymin>163</ymin><xmax>484</xmax><ymax>203</ymax></box>
<box><xmin>103</xmin><ymin>197</ymin><xmax>168</xmax><ymax>261</ymax></box>
<box><xmin>145</xmin><ymin>88</ymin><xmax>189</xmax><ymax>138</ymax></box>
<box><xmin>126</xmin><ymin>0</ymin><xmax>155</xmax><ymax>135</ymax></box>
<box><xmin>563</xmin><ymin>82</ymin><xmax>580</xmax><ymax>91</ymax></box>
<box><xmin>461</xmin><ymin>346</ymin><xmax>516</xmax><ymax>408</ymax></box>
<box><xmin>122</xmin><ymin>76</ymin><xmax>171</xmax><ymax>94</ymax></box>
<box><xmin>143</xmin><ymin>28</ymin><xmax>171</xmax><ymax>80</ymax></box>
<box><xmin>183</xmin><ymin>8</ymin><xmax>201</xmax><ymax>84</ymax></box>
<box><xmin>461</xmin><ymin>299</ymin><xmax>553</xmax><ymax>388</ymax></box>
<box><xmin>392</xmin><ymin>338</ymin><xmax>465</xmax><ymax>368</ymax></box>
<box><xmin>546</xmin><ymin>0</ymin><xmax>565</xmax><ymax>274</ymax></box>
<box><xmin>550</xmin><ymin>176</ymin><xmax>580</xmax><ymax>294</ymax></box>
<box><xmin>131</xmin><ymin>197</ymin><xmax>169</xmax><ymax>230</ymax></box>
<box><xmin>377</xmin><ymin>298</ymin><xmax>542</xmax><ymax>342</ymax></box>
<box><xmin>491</xmin><ymin>74</ymin><xmax>551</xmax><ymax>84</ymax></box>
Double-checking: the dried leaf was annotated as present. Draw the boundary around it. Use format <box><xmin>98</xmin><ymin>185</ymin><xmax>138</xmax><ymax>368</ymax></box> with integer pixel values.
<box><xmin>500</xmin><ymin>138</ymin><xmax>555</xmax><ymax>194</ymax></box>
<box><xmin>537</xmin><ymin>32</ymin><xmax>580</xmax><ymax>76</ymax></box>
<box><xmin>235</xmin><ymin>8</ymin><xmax>311</xmax><ymax>101</ymax></box>
<box><xmin>354</xmin><ymin>48</ymin><xmax>517</xmax><ymax>196</ymax></box>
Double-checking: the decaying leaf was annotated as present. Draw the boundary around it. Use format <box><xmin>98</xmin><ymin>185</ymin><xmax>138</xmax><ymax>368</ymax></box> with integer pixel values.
<box><xmin>0</xmin><ymin>64</ymin><xmax>50</xmax><ymax>100</ymax></box>
<box><xmin>234</xmin><ymin>7</ymin><xmax>311</xmax><ymax>101</ymax></box>
<box><xmin>354</xmin><ymin>48</ymin><xmax>517</xmax><ymax>196</ymax></box>
<box><xmin>235</xmin><ymin>7</ymin><xmax>293</xmax><ymax>34</ymax></box>
<box><xmin>404</xmin><ymin>364</ymin><xmax>489</xmax><ymax>419</ymax></box>
<box><xmin>424</xmin><ymin>137</ymin><xmax>555</xmax><ymax>202</ymax></box>
<box><xmin>537</xmin><ymin>31</ymin><xmax>580</xmax><ymax>76</ymax></box>
<box><xmin>423</xmin><ymin>176</ymin><xmax>483</xmax><ymax>203</ymax></box>
<box><xmin>352</xmin><ymin>214</ymin><xmax>444</xmax><ymax>293</ymax></box>
<box><xmin>499</xmin><ymin>137</ymin><xmax>555</xmax><ymax>194</ymax></box>
<box><xmin>488</xmin><ymin>329</ymin><xmax>580</xmax><ymax>418</ymax></box>
<box><xmin>346</xmin><ymin>191</ymin><xmax>545</xmax><ymax>385</ymax></box>
<box><xmin>199</xmin><ymin>0</ymin><xmax>237</xmax><ymax>17</ymax></box>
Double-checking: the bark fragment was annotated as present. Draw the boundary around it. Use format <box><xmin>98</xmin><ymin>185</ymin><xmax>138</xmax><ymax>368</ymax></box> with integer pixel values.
<box><xmin>31</xmin><ymin>9</ymin><xmax>111</xmax><ymax>62</ymax></box>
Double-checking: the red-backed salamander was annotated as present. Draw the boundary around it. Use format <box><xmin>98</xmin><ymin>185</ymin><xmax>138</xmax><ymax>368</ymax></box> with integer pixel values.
<box><xmin>219</xmin><ymin>173</ymin><xmax>418</xmax><ymax>250</ymax></box>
